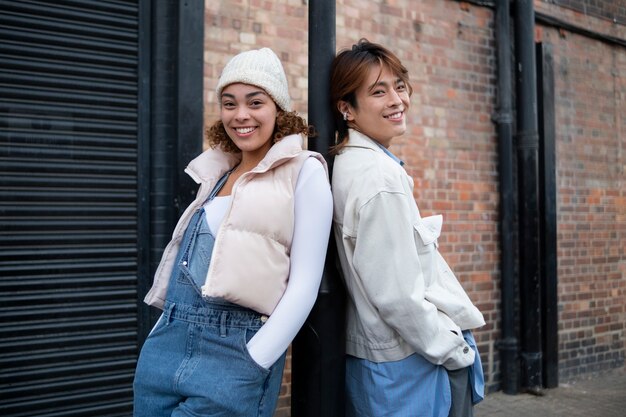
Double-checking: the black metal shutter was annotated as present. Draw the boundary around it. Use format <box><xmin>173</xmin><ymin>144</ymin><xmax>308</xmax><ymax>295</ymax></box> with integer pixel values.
<box><xmin>0</xmin><ymin>1</ymin><xmax>146</xmax><ymax>415</ymax></box>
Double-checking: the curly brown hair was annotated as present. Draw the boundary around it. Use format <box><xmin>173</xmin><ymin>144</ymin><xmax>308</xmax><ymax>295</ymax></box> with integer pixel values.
<box><xmin>206</xmin><ymin>110</ymin><xmax>315</xmax><ymax>153</ymax></box>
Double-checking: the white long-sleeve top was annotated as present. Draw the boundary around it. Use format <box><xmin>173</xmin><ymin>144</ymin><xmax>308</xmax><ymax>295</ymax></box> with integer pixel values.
<box><xmin>204</xmin><ymin>157</ymin><xmax>332</xmax><ymax>368</ymax></box>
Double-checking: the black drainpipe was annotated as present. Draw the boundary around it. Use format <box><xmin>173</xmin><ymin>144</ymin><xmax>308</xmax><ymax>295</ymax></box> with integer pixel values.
<box><xmin>494</xmin><ymin>0</ymin><xmax>519</xmax><ymax>395</ymax></box>
<box><xmin>514</xmin><ymin>0</ymin><xmax>543</xmax><ymax>393</ymax></box>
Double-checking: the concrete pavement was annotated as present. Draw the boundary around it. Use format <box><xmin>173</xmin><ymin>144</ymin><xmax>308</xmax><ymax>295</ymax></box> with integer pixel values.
<box><xmin>475</xmin><ymin>370</ymin><xmax>626</xmax><ymax>417</ymax></box>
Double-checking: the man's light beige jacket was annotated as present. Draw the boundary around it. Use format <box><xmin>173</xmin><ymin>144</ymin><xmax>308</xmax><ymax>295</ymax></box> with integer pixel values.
<box><xmin>332</xmin><ymin>129</ymin><xmax>485</xmax><ymax>370</ymax></box>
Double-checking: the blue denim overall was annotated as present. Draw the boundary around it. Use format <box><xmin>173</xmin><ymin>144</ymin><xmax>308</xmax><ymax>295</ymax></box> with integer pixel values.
<box><xmin>133</xmin><ymin>173</ymin><xmax>287</xmax><ymax>417</ymax></box>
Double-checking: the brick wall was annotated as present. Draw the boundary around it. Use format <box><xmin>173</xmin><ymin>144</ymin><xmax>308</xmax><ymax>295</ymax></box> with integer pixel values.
<box><xmin>536</xmin><ymin>1</ymin><xmax>626</xmax><ymax>380</ymax></box>
<box><xmin>548</xmin><ymin>0</ymin><xmax>626</xmax><ymax>25</ymax></box>
<box><xmin>203</xmin><ymin>0</ymin><xmax>625</xmax><ymax>412</ymax></box>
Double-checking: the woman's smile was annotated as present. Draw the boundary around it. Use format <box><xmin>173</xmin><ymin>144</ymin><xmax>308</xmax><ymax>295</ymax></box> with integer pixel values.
<box><xmin>233</xmin><ymin>126</ymin><xmax>258</xmax><ymax>136</ymax></box>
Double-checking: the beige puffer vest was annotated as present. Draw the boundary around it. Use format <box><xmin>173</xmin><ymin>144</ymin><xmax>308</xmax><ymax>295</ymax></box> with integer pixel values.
<box><xmin>144</xmin><ymin>134</ymin><xmax>328</xmax><ymax>315</ymax></box>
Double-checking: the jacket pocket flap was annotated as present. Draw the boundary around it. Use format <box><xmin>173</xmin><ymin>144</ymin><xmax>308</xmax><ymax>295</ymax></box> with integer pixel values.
<box><xmin>414</xmin><ymin>214</ymin><xmax>443</xmax><ymax>245</ymax></box>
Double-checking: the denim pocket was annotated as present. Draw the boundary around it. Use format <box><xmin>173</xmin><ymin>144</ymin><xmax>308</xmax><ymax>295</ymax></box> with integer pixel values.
<box><xmin>240</xmin><ymin>326</ymin><xmax>271</xmax><ymax>375</ymax></box>
<box><xmin>147</xmin><ymin>313</ymin><xmax>165</xmax><ymax>338</ymax></box>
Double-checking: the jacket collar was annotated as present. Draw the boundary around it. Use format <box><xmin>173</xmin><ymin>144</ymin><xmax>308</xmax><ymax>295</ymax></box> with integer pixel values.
<box><xmin>344</xmin><ymin>129</ymin><xmax>406</xmax><ymax>167</ymax></box>
<box><xmin>185</xmin><ymin>134</ymin><xmax>304</xmax><ymax>184</ymax></box>
<box><xmin>344</xmin><ymin>129</ymin><xmax>387</xmax><ymax>155</ymax></box>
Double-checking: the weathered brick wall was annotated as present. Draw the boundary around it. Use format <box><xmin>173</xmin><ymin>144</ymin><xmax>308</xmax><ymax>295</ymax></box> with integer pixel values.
<box><xmin>203</xmin><ymin>0</ymin><xmax>625</xmax><ymax>412</ymax></box>
<box><xmin>547</xmin><ymin>0</ymin><xmax>626</xmax><ymax>25</ymax></box>
<box><xmin>536</xmin><ymin>1</ymin><xmax>626</xmax><ymax>380</ymax></box>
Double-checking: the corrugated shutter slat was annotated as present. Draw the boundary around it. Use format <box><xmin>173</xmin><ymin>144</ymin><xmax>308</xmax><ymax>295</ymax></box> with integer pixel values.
<box><xmin>0</xmin><ymin>0</ymin><xmax>141</xmax><ymax>415</ymax></box>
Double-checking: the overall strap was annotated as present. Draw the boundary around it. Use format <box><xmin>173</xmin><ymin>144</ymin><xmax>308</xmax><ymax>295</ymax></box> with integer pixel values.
<box><xmin>204</xmin><ymin>168</ymin><xmax>234</xmax><ymax>204</ymax></box>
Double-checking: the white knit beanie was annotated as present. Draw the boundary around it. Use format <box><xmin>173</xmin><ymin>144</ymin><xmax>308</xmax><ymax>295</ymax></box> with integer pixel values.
<box><xmin>216</xmin><ymin>48</ymin><xmax>291</xmax><ymax>112</ymax></box>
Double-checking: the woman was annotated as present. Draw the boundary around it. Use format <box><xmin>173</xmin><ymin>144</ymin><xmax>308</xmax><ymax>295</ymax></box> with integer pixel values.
<box><xmin>330</xmin><ymin>39</ymin><xmax>485</xmax><ymax>417</ymax></box>
<box><xmin>133</xmin><ymin>47</ymin><xmax>333</xmax><ymax>417</ymax></box>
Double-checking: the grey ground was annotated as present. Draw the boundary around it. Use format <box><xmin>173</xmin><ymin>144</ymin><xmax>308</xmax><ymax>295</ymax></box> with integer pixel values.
<box><xmin>475</xmin><ymin>370</ymin><xmax>626</xmax><ymax>417</ymax></box>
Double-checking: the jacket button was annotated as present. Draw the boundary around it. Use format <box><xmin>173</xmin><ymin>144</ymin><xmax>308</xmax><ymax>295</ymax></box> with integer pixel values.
<box><xmin>182</xmin><ymin>261</ymin><xmax>188</xmax><ymax>266</ymax></box>
<box><xmin>463</xmin><ymin>346</ymin><xmax>469</xmax><ymax>354</ymax></box>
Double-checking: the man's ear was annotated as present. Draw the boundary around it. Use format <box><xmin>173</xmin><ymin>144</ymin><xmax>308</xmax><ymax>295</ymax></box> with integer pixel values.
<box><xmin>337</xmin><ymin>101</ymin><xmax>352</xmax><ymax>121</ymax></box>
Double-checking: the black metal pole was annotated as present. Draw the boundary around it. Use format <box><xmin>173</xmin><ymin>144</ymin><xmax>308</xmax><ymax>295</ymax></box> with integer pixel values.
<box><xmin>536</xmin><ymin>42</ymin><xmax>559</xmax><ymax>389</ymax></box>
<box><xmin>514</xmin><ymin>0</ymin><xmax>543</xmax><ymax>393</ymax></box>
<box><xmin>292</xmin><ymin>1</ymin><xmax>345</xmax><ymax>416</ymax></box>
<box><xmin>177</xmin><ymin>0</ymin><xmax>205</xmax><ymax>210</ymax></box>
<box><xmin>306</xmin><ymin>3</ymin><xmax>337</xmax><ymax>162</ymax></box>
<box><xmin>495</xmin><ymin>0</ymin><xmax>519</xmax><ymax>395</ymax></box>
<box><xmin>141</xmin><ymin>1</ymin><xmax>205</xmax><ymax>343</ymax></box>
<box><xmin>144</xmin><ymin>0</ymin><xmax>180</xmax><ymax>336</ymax></box>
